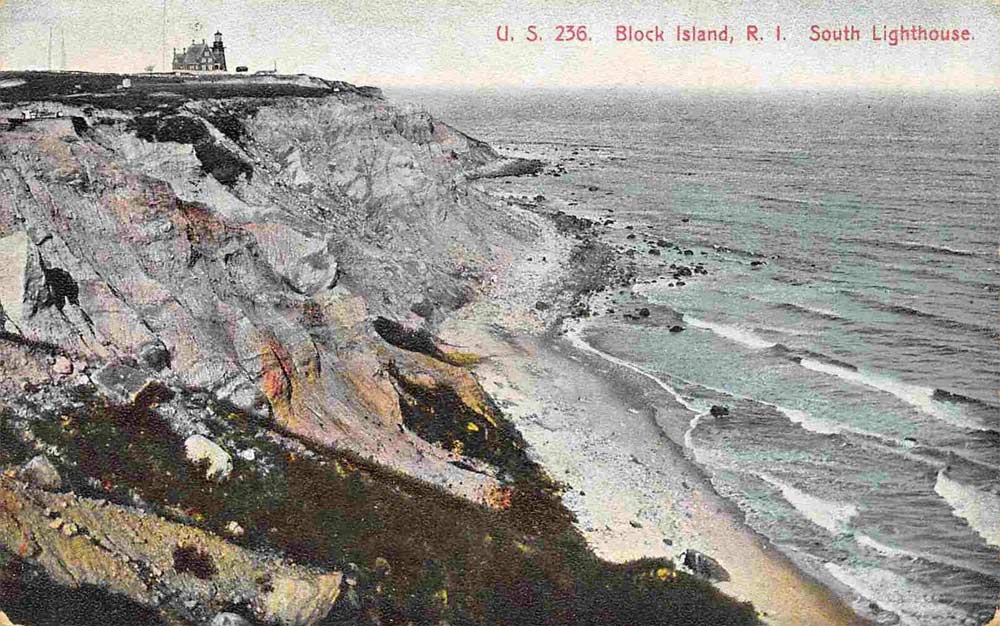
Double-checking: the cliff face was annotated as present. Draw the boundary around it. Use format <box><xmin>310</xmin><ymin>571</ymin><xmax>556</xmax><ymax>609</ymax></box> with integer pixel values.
<box><xmin>0</xmin><ymin>72</ymin><xmax>530</xmax><ymax>622</ymax></box>
<box><xmin>0</xmin><ymin>75</ymin><xmax>531</xmax><ymax>506</ymax></box>
<box><xmin>0</xmin><ymin>73</ymin><xmax>757</xmax><ymax>626</ymax></box>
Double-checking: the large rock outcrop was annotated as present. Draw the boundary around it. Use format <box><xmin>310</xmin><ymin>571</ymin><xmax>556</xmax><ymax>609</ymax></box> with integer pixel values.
<box><xmin>0</xmin><ymin>77</ymin><xmax>533</xmax><ymax>507</ymax></box>
<box><xmin>0</xmin><ymin>476</ymin><xmax>341</xmax><ymax>626</ymax></box>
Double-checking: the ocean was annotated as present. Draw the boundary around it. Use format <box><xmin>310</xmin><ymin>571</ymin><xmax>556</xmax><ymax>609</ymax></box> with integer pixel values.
<box><xmin>390</xmin><ymin>87</ymin><xmax>1000</xmax><ymax>625</ymax></box>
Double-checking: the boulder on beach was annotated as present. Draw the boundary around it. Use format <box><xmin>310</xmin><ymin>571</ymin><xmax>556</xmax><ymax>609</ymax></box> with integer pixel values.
<box><xmin>683</xmin><ymin>550</ymin><xmax>731</xmax><ymax>582</ymax></box>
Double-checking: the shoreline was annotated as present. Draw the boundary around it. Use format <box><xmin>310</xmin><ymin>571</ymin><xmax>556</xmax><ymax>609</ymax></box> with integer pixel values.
<box><xmin>443</xmin><ymin>319</ymin><xmax>869</xmax><ymax>625</ymax></box>
<box><xmin>440</xmin><ymin>192</ymin><xmax>871</xmax><ymax>624</ymax></box>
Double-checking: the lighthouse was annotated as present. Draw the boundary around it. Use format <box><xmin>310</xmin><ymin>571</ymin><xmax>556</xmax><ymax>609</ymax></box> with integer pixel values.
<box><xmin>172</xmin><ymin>30</ymin><xmax>227</xmax><ymax>72</ymax></box>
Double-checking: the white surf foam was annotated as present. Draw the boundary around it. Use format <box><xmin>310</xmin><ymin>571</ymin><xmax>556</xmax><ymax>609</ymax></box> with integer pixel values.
<box><xmin>824</xmin><ymin>562</ymin><xmax>968</xmax><ymax>626</ymax></box>
<box><xmin>755</xmin><ymin>324</ymin><xmax>821</xmax><ymax>337</ymax></box>
<box><xmin>855</xmin><ymin>533</ymin><xmax>916</xmax><ymax>559</ymax></box>
<box><xmin>569</xmin><ymin>320</ymin><xmax>878</xmax><ymax>445</ymax></box>
<box><xmin>564</xmin><ymin>322</ymin><xmax>701</xmax><ymax>414</ymax></box>
<box><xmin>683</xmin><ymin>411</ymin><xmax>711</xmax><ymax>454</ymax></box>
<box><xmin>800</xmin><ymin>304</ymin><xmax>839</xmax><ymax>318</ymax></box>
<box><xmin>799</xmin><ymin>358</ymin><xmax>982</xmax><ymax>431</ymax></box>
<box><xmin>934</xmin><ymin>470</ymin><xmax>1000</xmax><ymax>548</ymax></box>
<box><xmin>684</xmin><ymin>316</ymin><xmax>777</xmax><ymax>350</ymax></box>
<box><xmin>762</xmin><ymin>475</ymin><xmax>858</xmax><ymax>535</ymax></box>
<box><xmin>854</xmin><ymin>532</ymin><xmax>998</xmax><ymax>579</ymax></box>
<box><xmin>774</xmin><ymin>406</ymin><xmax>843</xmax><ymax>436</ymax></box>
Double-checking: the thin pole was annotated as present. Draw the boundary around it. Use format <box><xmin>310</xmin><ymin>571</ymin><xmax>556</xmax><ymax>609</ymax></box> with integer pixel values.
<box><xmin>161</xmin><ymin>0</ymin><xmax>167</xmax><ymax>71</ymax></box>
<box><xmin>48</xmin><ymin>26</ymin><xmax>53</xmax><ymax>70</ymax></box>
<box><xmin>60</xmin><ymin>28</ymin><xmax>66</xmax><ymax>70</ymax></box>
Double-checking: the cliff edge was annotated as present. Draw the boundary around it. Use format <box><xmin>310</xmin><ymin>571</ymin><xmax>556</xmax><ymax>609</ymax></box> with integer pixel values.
<box><xmin>0</xmin><ymin>72</ymin><xmax>756</xmax><ymax>626</ymax></box>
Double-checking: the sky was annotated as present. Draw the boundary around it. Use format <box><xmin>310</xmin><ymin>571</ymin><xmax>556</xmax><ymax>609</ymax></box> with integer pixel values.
<box><xmin>0</xmin><ymin>0</ymin><xmax>998</xmax><ymax>90</ymax></box>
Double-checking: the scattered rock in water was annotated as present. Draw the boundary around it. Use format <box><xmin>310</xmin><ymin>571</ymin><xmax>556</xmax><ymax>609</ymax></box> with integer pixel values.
<box><xmin>534</xmin><ymin>301</ymin><xmax>551</xmax><ymax>311</ymax></box>
<box><xmin>637</xmin><ymin>308</ymin><xmax>651</xmax><ymax>318</ymax></box>
<box><xmin>668</xmin><ymin>325</ymin><xmax>685</xmax><ymax>333</ymax></box>
<box><xmin>649</xmin><ymin>248</ymin><xmax>661</xmax><ymax>256</ymax></box>
<box><xmin>683</xmin><ymin>550</ymin><xmax>730</xmax><ymax>582</ymax></box>
<box><xmin>19</xmin><ymin>455</ymin><xmax>62</xmax><ymax>490</ymax></box>
<box><xmin>184</xmin><ymin>435</ymin><xmax>233</xmax><ymax>482</ymax></box>
<box><xmin>750</xmin><ymin>260</ymin><xmax>766</xmax><ymax>269</ymax></box>
<box><xmin>626</xmin><ymin>233</ymin><xmax>636</xmax><ymax>240</ymax></box>
<box><xmin>629</xmin><ymin>520</ymin><xmax>643</xmax><ymax>529</ymax></box>
<box><xmin>588</xmin><ymin>185</ymin><xmax>599</xmax><ymax>192</ymax></box>
<box><xmin>683</xmin><ymin>249</ymin><xmax>694</xmax><ymax>256</ymax></box>
<box><xmin>710</xmin><ymin>405</ymin><xmax>730</xmax><ymax>418</ymax></box>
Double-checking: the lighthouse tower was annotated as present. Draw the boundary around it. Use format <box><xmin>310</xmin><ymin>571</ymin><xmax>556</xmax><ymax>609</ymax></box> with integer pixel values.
<box><xmin>212</xmin><ymin>31</ymin><xmax>227</xmax><ymax>71</ymax></box>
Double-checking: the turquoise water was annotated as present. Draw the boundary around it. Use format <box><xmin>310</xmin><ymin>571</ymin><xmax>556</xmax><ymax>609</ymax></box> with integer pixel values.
<box><xmin>394</xmin><ymin>88</ymin><xmax>1000</xmax><ymax>624</ymax></box>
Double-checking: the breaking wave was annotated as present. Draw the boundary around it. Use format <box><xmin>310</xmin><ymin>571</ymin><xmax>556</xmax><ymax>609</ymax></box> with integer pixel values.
<box><xmin>934</xmin><ymin>470</ymin><xmax>1000</xmax><ymax>549</ymax></box>
<box><xmin>761</xmin><ymin>475</ymin><xmax>858</xmax><ymax>535</ymax></box>
<box><xmin>799</xmin><ymin>358</ymin><xmax>985</xmax><ymax>431</ymax></box>
<box><xmin>684</xmin><ymin>316</ymin><xmax>776</xmax><ymax>350</ymax></box>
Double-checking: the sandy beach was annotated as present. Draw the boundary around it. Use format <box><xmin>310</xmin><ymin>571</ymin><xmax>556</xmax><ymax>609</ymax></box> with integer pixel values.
<box><xmin>440</xmin><ymin>198</ymin><xmax>870</xmax><ymax>625</ymax></box>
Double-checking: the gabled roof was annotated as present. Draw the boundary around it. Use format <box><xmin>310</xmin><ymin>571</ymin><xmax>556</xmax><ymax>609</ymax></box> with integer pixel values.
<box><xmin>174</xmin><ymin>42</ymin><xmax>220</xmax><ymax>66</ymax></box>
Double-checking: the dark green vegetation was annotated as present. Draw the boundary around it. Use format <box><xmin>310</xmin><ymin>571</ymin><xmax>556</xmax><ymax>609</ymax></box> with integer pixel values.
<box><xmin>0</xmin><ymin>71</ymin><xmax>364</xmax><ymax>115</ymax></box>
<box><xmin>131</xmin><ymin>113</ymin><xmax>253</xmax><ymax>186</ymax></box>
<box><xmin>373</xmin><ymin>317</ymin><xmax>446</xmax><ymax>362</ymax></box>
<box><xmin>3</xmin><ymin>373</ymin><xmax>757</xmax><ymax>626</ymax></box>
